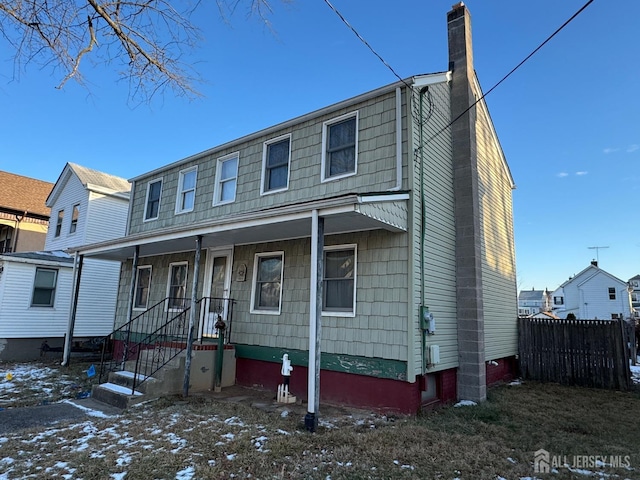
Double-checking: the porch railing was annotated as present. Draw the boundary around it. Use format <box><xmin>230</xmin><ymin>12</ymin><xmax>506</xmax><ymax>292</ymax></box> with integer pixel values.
<box><xmin>98</xmin><ymin>297</ymin><xmax>235</xmax><ymax>392</ymax></box>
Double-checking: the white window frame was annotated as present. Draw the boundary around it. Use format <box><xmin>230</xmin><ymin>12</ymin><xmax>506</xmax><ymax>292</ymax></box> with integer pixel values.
<box><xmin>54</xmin><ymin>210</ymin><xmax>64</xmax><ymax>237</ymax></box>
<box><xmin>321</xmin><ymin>111</ymin><xmax>359</xmax><ymax>183</ymax></box>
<box><xmin>608</xmin><ymin>287</ymin><xmax>616</xmax><ymax>300</ymax></box>
<box><xmin>133</xmin><ymin>265</ymin><xmax>152</xmax><ymax>310</ymax></box>
<box><xmin>175</xmin><ymin>166</ymin><xmax>198</xmax><ymax>214</ymax></box>
<box><xmin>166</xmin><ymin>261</ymin><xmax>189</xmax><ymax>311</ymax></box>
<box><xmin>261</xmin><ymin>134</ymin><xmax>291</xmax><ymax>195</ymax></box>
<box><xmin>31</xmin><ymin>267</ymin><xmax>58</xmax><ymax>307</ymax></box>
<box><xmin>213</xmin><ymin>152</ymin><xmax>239</xmax><ymax>206</ymax></box>
<box><xmin>250</xmin><ymin>251</ymin><xmax>284</xmax><ymax>314</ymax></box>
<box><xmin>322</xmin><ymin>244</ymin><xmax>357</xmax><ymax>317</ymax></box>
<box><xmin>144</xmin><ymin>178</ymin><xmax>163</xmax><ymax>221</ymax></box>
<box><xmin>69</xmin><ymin>204</ymin><xmax>80</xmax><ymax>234</ymax></box>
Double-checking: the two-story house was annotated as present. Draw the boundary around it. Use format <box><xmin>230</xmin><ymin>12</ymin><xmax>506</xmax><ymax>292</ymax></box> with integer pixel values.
<box><xmin>0</xmin><ymin>163</ymin><xmax>130</xmax><ymax>361</ymax></box>
<box><xmin>551</xmin><ymin>261</ymin><xmax>633</xmax><ymax>320</ymax></box>
<box><xmin>74</xmin><ymin>4</ymin><xmax>518</xmax><ymax>413</ymax></box>
<box><xmin>0</xmin><ymin>170</ymin><xmax>53</xmax><ymax>253</ymax></box>
<box><xmin>518</xmin><ymin>288</ymin><xmax>551</xmax><ymax>316</ymax></box>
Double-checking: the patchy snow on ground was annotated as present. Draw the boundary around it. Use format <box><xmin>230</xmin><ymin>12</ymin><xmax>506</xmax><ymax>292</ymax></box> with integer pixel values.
<box><xmin>453</xmin><ymin>400</ymin><xmax>478</xmax><ymax>407</ymax></box>
<box><xmin>630</xmin><ymin>362</ymin><xmax>640</xmax><ymax>385</ymax></box>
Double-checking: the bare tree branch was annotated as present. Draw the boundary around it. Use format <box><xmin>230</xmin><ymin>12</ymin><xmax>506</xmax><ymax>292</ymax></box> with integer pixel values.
<box><xmin>0</xmin><ymin>0</ymin><xmax>283</xmax><ymax>103</ymax></box>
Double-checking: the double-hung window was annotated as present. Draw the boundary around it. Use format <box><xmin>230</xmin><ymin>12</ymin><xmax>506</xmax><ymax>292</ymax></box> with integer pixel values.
<box><xmin>213</xmin><ymin>153</ymin><xmax>238</xmax><ymax>205</ymax></box>
<box><xmin>251</xmin><ymin>252</ymin><xmax>284</xmax><ymax>313</ymax></box>
<box><xmin>608</xmin><ymin>287</ymin><xmax>616</xmax><ymax>300</ymax></box>
<box><xmin>69</xmin><ymin>204</ymin><xmax>80</xmax><ymax>234</ymax></box>
<box><xmin>175</xmin><ymin>167</ymin><xmax>197</xmax><ymax>214</ymax></box>
<box><xmin>167</xmin><ymin>262</ymin><xmax>188</xmax><ymax>310</ymax></box>
<box><xmin>262</xmin><ymin>135</ymin><xmax>291</xmax><ymax>194</ymax></box>
<box><xmin>134</xmin><ymin>266</ymin><xmax>152</xmax><ymax>310</ymax></box>
<box><xmin>323</xmin><ymin>245</ymin><xmax>356</xmax><ymax>316</ymax></box>
<box><xmin>55</xmin><ymin>210</ymin><xmax>64</xmax><ymax>237</ymax></box>
<box><xmin>145</xmin><ymin>179</ymin><xmax>162</xmax><ymax>220</ymax></box>
<box><xmin>321</xmin><ymin>112</ymin><xmax>358</xmax><ymax>181</ymax></box>
<box><xmin>31</xmin><ymin>268</ymin><xmax>58</xmax><ymax>307</ymax></box>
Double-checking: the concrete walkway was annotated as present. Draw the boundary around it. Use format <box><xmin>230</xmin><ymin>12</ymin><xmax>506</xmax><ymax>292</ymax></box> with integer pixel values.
<box><xmin>0</xmin><ymin>398</ymin><xmax>122</xmax><ymax>434</ymax></box>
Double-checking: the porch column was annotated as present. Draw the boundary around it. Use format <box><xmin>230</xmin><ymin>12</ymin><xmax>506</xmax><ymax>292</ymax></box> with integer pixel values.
<box><xmin>305</xmin><ymin>210</ymin><xmax>324</xmax><ymax>432</ymax></box>
<box><xmin>62</xmin><ymin>253</ymin><xmax>84</xmax><ymax>366</ymax></box>
<box><xmin>183</xmin><ymin>235</ymin><xmax>202</xmax><ymax>398</ymax></box>
<box><xmin>123</xmin><ymin>246</ymin><xmax>139</xmax><ymax>368</ymax></box>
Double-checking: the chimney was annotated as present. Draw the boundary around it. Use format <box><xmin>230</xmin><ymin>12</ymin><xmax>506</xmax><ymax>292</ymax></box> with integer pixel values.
<box><xmin>591</xmin><ymin>260</ymin><xmax>598</xmax><ymax>267</ymax></box>
<box><xmin>448</xmin><ymin>3</ymin><xmax>486</xmax><ymax>404</ymax></box>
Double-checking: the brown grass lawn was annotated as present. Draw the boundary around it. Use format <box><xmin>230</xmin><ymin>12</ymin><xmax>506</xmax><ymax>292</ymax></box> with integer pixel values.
<box><xmin>1</xmin><ymin>360</ymin><xmax>639</xmax><ymax>479</ymax></box>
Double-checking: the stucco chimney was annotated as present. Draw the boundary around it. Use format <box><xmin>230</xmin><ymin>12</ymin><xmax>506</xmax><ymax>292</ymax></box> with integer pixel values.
<box><xmin>448</xmin><ymin>3</ymin><xmax>487</xmax><ymax>403</ymax></box>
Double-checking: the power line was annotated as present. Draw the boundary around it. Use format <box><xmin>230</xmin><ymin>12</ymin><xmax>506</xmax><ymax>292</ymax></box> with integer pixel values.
<box><xmin>426</xmin><ymin>0</ymin><xmax>594</xmax><ymax>144</ymax></box>
<box><xmin>322</xmin><ymin>0</ymin><xmax>594</xmax><ymax>145</ymax></box>
<box><xmin>321</xmin><ymin>0</ymin><xmax>412</xmax><ymax>90</ymax></box>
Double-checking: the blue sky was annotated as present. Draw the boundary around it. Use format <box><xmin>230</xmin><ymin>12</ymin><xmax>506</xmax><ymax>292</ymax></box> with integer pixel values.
<box><xmin>1</xmin><ymin>0</ymin><xmax>638</xmax><ymax>292</ymax></box>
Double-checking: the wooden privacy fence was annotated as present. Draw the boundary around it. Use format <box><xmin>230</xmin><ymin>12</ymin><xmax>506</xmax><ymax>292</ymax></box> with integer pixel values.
<box><xmin>518</xmin><ymin>318</ymin><xmax>631</xmax><ymax>390</ymax></box>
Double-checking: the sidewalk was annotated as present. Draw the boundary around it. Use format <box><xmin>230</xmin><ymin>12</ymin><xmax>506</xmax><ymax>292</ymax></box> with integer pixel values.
<box><xmin>0</xmin><ymin>398</ymin><xmax>122</xmax><ymax>434</ymax></box>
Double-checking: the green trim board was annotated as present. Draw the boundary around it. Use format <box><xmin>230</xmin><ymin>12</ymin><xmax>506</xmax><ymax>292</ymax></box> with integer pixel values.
<box><xmin>234</xmin><ymin>344</ymin><xmax>407</xmax><ymax>381</ymax></box>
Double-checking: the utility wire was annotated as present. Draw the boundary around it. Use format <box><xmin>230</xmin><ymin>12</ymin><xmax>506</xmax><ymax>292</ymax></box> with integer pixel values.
<box><xmin>426</xmin><ymin>0</ymin><xmax>594</xmax><ymax>143</ymax></box>
<box><xmin>323</xmin><ymin>0</ymin><xmax>594</xmax><ymax>144</ymax></box>
<box><xmin>321</xmin><ymin>0</ymin><xmax>412</xmax><ymax>90</ymax></box>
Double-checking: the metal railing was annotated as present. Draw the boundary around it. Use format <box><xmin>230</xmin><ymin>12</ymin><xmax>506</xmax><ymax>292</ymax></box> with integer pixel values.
<box><xmin>98</xmin><ymin>297</ymin><xmax>235</xmax><ymax>393</ymax></box>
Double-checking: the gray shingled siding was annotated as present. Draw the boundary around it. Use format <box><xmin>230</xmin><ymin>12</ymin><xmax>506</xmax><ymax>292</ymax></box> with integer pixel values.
<box><xmin>230</xmin><ymin>230</ymin><xmax>409</xmax><ymax>361</ymax></box>
<box><xmin>128</xmin><ymin>91</ymin><xmax>401</xmax><ymax>235</ymax></box>
<box><xmin>409</xmin><ymin>82</ymin><xmax>459</xmax><ymax>376</ymax></box>
<box><xmin>114</xmin><ymin>252</ymin><xmax>207</xmax><ymax>330</ymax></box>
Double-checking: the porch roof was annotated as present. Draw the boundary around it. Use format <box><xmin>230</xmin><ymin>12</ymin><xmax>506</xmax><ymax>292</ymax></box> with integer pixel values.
<box><xmin>72</xmin><ymin>193</ymin><xmax>409</xmax><ymax>261</ymax></box>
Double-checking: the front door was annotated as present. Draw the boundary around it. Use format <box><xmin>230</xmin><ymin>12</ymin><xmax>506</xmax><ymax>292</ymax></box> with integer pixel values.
<box><xmin>199</xmin><ymin>248</ymin><xmax>233</xmax><ymax>339</ymax></box>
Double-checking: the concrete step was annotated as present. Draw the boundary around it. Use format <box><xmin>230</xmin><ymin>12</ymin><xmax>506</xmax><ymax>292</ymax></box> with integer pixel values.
<box><xmin>109</xmin><ymin>370</ymin><xmax>158</xmax><ymax>395</ymax></box>
<box><xmin>91</xmin><ymin>382</ymin><xmax>145</xmax><ymax>409</ymax></box>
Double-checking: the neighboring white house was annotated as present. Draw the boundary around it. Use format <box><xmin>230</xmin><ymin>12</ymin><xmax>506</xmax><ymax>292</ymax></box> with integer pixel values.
<box><xmin>518</xmin><ymin>288</ymin><xmax>551</xmax><ymax>316</ymax></box>
<box><xmin>0</xmin><ymin>163</ymin><xmax>130</xmax><ymax>361</ymax></box>
<box><xmin>628</xmin><ymin>274</ymin><xmax>640</xmax><ymax>318</ymax></box>
<box><xmin>551</xmin><ymin>261</ymin><xmax>633</xmax><ymax>320</ymax></box>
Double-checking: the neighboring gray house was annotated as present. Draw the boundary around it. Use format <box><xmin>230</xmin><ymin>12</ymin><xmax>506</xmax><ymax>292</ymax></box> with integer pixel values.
<box><xmin>0</xmin><ymin>163</ymin><xmax>130</xmax><ymax>361</ymax></box>
<box><xmin>551</xmin><ymin>261</ymin><xmax>633</xmax><ymax>320</ymax></box>
<box><xmin>518</xmin><ymin>288</ymin><xmax>551</xmax><ymax>316</ymax></box>
<box><xmin>628</xmin><ymin>274</ymin><xmax>640</xmax><ymax>318</ymax></box>
<box><xmin>75</xmin><ymin>4</ymin><xmax>517</xmax><ymax>413</ymax></box>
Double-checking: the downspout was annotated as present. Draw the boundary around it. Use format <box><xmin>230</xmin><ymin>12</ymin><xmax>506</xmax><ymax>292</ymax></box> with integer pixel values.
<box><xmin>418</xmin><ymin>86</ymin><xmax>429</xmax><ymax>374</ymax></box>
<box><xmin>62</xmin><ymin>253</ymin><xmax>83</xmax><ymax>366</ymax></box>
<box><xmin>389</xmin><ymin>87</ymin><xmax>403</xmax><ymax>191</ymax></box>
<box><xmin>12</xmin><ymin>212</ymin><xmax>25</xmax><ymax>252</ymax></box>
<box><xmin>183</xmin><ymin>235</ymin><xmax>202</xmax><ymax>398</ymax></box>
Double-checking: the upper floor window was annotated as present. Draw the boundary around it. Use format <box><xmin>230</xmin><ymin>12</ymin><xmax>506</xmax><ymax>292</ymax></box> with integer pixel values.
<box><xmin>261</xmin><ymin>135</ymin><xmax>291</xmax><ymax>194</ymax></box>
<box><xmin>144</xmin><ymin>179</ymin><xmax>162</xmax><ymax>221</ymax></box>
<box><xmin>251</xmin><ymin>252</ymin><xmax>283</xmax><ymax>314</ymax></box>
<box><xmin>69</xmin><ymin>204</ymin><xmax>80</xmax><ymax>234</ymax></box>
<box><xmin>213</xmin><ymin>153</ymin><xmax>238</xmax><ymax>205</ymax></box>
<box><xmin>633</xmin><ymin>280</ymin><xmax>639</xmax><ymax>288</ymax></box>
<box><xmin>323</xmin><ymin>244</ymin><xmax>356</xmax><ymax>316</ymax></box>
<box><xmin>166</xmin><ymin>262</ymin><xmax>188</xmax><ymax>310</ymax></box>
<box><xmin>175</xmin><ymin>167</ymin><xmax>197</xmax><ymax>214</ymax></box>
<box><xmin>608</xmin><ymin>287</ymin><xmax>616</xmax><ymax>300</ymax></box>
<box><xmin>55</xmin><ymin>210</ymin><xmax>64</xmax><ymax>237</ymax></box>
<box><xmin>134</xmin><ymin>266</ymin><xmax>152</xmax><ymax>310</ymax></box>
<box><xmin>31</xmin><ymin>267</ymin><xmax>58</xmax><ymax>307</ymax></box>
<box><xmin>321</xmin><ymin>112</ymin><xmax>358</xmax><ymax>182</ymax></box>
<box><xmin>553</xmin><ymin>296</ymin><xmax>564</xmax><ymax>305</ymax></box>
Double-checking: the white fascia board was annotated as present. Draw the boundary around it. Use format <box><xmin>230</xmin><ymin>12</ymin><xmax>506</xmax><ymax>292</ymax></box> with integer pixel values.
<box><xmin>0</xmin><ymin>256</ymin><xmax>73</xmax><ymax>268</ymax></box>
<box><xmin>85</xmin><ymin>183</ymin><xmax>131</xmax><ymax>200</ymax></box>
<box><xmin>358</xmin><ymin>193</ymin><xmax>410</xmax><ymax>203</ymax></box>
<box><xmin>412</xmin><ymin>72</ymin><xmax>452</xmax><ymax>88</ymax></box>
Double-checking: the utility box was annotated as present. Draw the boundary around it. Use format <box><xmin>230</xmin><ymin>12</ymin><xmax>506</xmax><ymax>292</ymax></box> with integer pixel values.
<box><xmin>428</xmin><ymin>345</ymin><xmax>440</xmax><ymax>365</ymax></box>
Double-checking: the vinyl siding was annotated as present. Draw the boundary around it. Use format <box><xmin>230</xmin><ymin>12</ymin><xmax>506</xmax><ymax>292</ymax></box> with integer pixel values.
<box><xmin>45</xmin><ymin>174</ymin><xmax>88</xmax><ymax>250</ymax></box>
<box><xmin>84</xmin><ymin>191</ymin><xmax>129</xmax><ymax>244</ymax></box>
<box><xmin>474</xmin><ymin>87</ymin><xmax>518</xmax><ymax>361</ymax></box>
<box><xmin>127</xmin><ymin>91</ymin><xmax>401</xmax><ymax>235</ymax></box>
<box><xmin>409</xmin><ymin>82</ymin><xmax>459</xmax><ymax>375</ymax></box>
<box><xmin>73</xmin><ymin>259</ymin><xmax>122</xmax><ymax>336</ymax></box>
<box><xmin>0</xmin><ymin>261</ymin><xmax>73</xmax><ymax>337</ymax></box>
